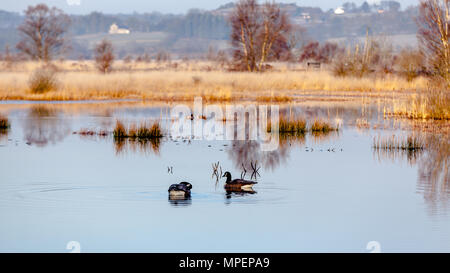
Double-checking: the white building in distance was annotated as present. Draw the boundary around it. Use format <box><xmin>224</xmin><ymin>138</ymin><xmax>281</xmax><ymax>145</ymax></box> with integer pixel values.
<box><xmin>109</xmin><ymin>23</ymin><xmax>130</xmax><ymax>34</ymax></box>
<box><xmin>334</xmin><ymin>7</ymin><xmax>345</xmax><ymax>15</ymax></box>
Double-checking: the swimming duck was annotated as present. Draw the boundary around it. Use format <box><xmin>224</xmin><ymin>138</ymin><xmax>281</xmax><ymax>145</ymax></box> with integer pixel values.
<box><xmin>168</xmin><ymin>182</ymin><xmax>193</xmax><ymax>197</ymax></box>
<box><xmin>222</xmin><ymin>171</ymin><xmax>257</xmax><ymax>191</ymax></box>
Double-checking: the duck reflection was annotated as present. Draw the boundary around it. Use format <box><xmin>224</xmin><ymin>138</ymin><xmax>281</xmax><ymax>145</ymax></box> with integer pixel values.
<box><xmin>23</xmin><ymin>105</ymin><xmax>71</xmax><ymax>147</ymax></box>
<box><xmin>226</xmin><ymin>189</ymin><xmax>257</xmax><ymax>198</ymax></box>
<box><xmin>168</xmin><ymin>196</ymin><xmax>192</xmax><ymax>207</ymax></box>
<box><xmin>114</xmin><ymin>138</ymin><xmax>161</xmax><ymax>156</ymax></box>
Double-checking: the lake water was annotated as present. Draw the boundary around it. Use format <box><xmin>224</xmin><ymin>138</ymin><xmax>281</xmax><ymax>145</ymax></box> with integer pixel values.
<box><xmin>0</xmin><ymin>102</ymin><xmax>448</xmax><ymax>253</ymax></box>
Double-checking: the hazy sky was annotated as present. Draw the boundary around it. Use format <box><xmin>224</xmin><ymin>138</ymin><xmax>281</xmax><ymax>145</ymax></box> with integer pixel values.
<box><xmin>4</xmin><ymin>0</ymin><xmax>420</xmax><ymax>14</ymax></box>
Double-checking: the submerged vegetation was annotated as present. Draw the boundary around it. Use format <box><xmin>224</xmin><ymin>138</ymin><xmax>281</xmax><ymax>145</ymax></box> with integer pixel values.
<box><xmin>113</xmin><ymin>120</ymin><xmax>163</xmax><ymax>139</ymax></box>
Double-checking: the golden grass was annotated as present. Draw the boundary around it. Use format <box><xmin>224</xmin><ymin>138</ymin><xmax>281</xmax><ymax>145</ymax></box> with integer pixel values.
<box><xmin>391</xmin><ymin>89</ymin><xmax>450</xmax><ymax>120</ymax></box>
<box><xmin>310</xmin><ymin>120</ymin><xmax>339</xmax><ymax>133</ymax></box>
<box><xmin>0</xmin><ymin>61</ymin><xmax>429</xmax><ymax>102</ymax></box>
<box><xmin>113</xmin><ymin>120</ymin><xmax>163</xmax><ymax>139</ymax></box>
<box><xmin>373</xmin><ymin>135</ymin><xmax>425</xmax><ymax>151</ymax></box>
<box><xmin>268</xmin><ymin>116</ymin><xmax>307</xmax><ymax>133</ymax></box>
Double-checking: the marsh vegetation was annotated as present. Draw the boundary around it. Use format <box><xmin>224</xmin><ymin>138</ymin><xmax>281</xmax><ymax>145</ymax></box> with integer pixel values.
<box><xmin>113</xmin><ymin>120</ymin><xmax>163</xmax><ymax>139</ymax></box>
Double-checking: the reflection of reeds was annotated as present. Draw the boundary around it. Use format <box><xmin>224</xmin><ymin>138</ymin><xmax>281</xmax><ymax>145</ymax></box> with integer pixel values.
<box><xmin>372</xmin><ymin>135</ymin><xmax>425</xmax><ymax>166</ymax></box>
<box><xmin>75</xmin><ymin>129</ymin><xmax>109</xmax><ymax>137</ymax></box>
<box><xmin>279</xmin><ymin>132</ymin><xmax>306</xmax><ymax>148</ymax></box>
<box><xmin>0</xmin><ymin>115</ymin><xmax>10</xmax><ymax>129</ymax></box>
<box><xmin>373</xmin><ymin>146</ymin><xmax>422</xmax><ymax>166</ymax></box>
<box><xmin>417</xmin><ymin>134</ymin><xmax>449</xmax><ymax>214</ymax></box>
<box><xmin>114</xmin><ymin>137</ymin><xmax>161</xmax><ymax>156</ymax></box>
<box><xmin>113</xmin><ymin>120</ymin><xmax>163</xmax><ymax>139</ymax></box>
<box><xmin>373</xmin><ymin>135</ymin><xmax>425</xmax><ymax>151</ymax></box>
<box><xmin>310</xmin><ymin>130</ymin><xmax>340</xmax><ymax>144</ymax></box>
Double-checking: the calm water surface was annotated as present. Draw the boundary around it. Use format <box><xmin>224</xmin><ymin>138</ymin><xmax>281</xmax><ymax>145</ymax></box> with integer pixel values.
<box><xmin>0</xmin><ymin>102</ymin><xmax>448</xmax><ymax>252</ymax></box>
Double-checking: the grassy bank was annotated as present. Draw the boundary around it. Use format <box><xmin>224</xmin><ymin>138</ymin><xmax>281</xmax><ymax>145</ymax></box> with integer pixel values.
<box><xmin>0</xmin><ymin>61</ymin><xmax>429</xmax><ymax>102</ymax></box>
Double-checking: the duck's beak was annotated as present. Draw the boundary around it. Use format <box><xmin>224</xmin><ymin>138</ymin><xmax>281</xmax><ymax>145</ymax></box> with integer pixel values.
<box><xmin>222</xmin><ymin>173</ymin><xmax>226</xmax><ymax>177</ymax></box>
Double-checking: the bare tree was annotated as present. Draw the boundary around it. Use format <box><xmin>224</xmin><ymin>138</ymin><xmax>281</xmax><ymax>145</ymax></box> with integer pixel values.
<box><xmin>230</xmin><ymin>0</ymin><xmax>293</xmax><ymax>72</ymax></box>
<box><xmin>417</xmin><ymin>0</ymin><xmax>449</xmax><ymax>81</ymax></box>
<box><xmin>94</xmin><ymin>39</ymin><xmax>115</xmax><ymax>73</ymax></box>
<box><xmin>16</xmin><ymin>4</ymin><xmax>70</xmax><ymax>62</ymax></box>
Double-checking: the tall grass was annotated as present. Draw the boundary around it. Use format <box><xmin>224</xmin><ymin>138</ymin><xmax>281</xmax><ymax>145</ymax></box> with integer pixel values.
<box><xmin>113</xmin><ymin>120</ymin><xmax>163</xmax><ymax>139</ymax></box>
<box><xmin>268</xmin><ymin>117</ymin><xmax>338</xmax><ymax>134</ymax></box>
<box><xmin>373</xmin><ymin>135</ymin><xmax>425</xmax><ymax>151</ymax></box>
<box><xmin>392</xmin><ymin>88</ymin><xmax>450</xmax><ymax>120</ymax></box>
<box><xmin>28</xmin><ymin>67</ymin><xmax>58</xmax><ymax>94</ymax></box>
<box><xmin>268</xmin><ymin>116</ymin><xmax>307</xmax><ymax>134</ymax></box>
<box><xmin>310</xmin><ymin>120</ymin><xmax>339</xmax><ymax>133</ymax></box>
<box><xmin>0</xmin><ymin>61</ymin><xmax>429</xmax><ymax>101</ymax></box>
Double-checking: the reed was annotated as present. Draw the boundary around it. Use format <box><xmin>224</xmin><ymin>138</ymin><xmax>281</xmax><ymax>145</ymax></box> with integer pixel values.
<box><xmin>310</xmin><ymin>120</ymin><xmax>339</xmax><ymax>133</ymax></box>
<box><xmin>113</xmin><ymin>121</ymin><xmax>127</xmax><ymax>138</ymax></box>
<box><xmin>373</xmin><ymin>135</ymin><xmax>425</xmax><ymax>151</ymax></box>
<box><xmin>113</xmin><ymin>120</ymin><xmax>163</xmax><ymax>139</ymax></box>
<box><xmin>0</xmin><ymin>115</ymin><xmax>10</xmax><ymax>129</ymax></box>
<box><xmin>0</xmin><ymin>61</ymin><xmax>429</xmax><ymax>102</ymax></box>
<box><xmin>267</xmin><ymin>116</ymin><xmax>307</xmax><ymax>134</ymax></box>
<box><xmin>391</xmin><ymin>89</ymin><xmax>450</xmax><ymax>120</ymax></box>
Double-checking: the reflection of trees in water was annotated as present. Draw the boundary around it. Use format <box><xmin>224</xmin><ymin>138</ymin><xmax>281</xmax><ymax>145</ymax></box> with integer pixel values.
<box><xmin>23</xmin><ymin>105</ymin><xmax>71</xmax><ymax>147</ymax></box>
<box><xmin>114</xmin><ymin>138</ymin><xmax>161</xmax><ymax>156</ymax></box>
<box><xmin>374</xmin><ymin>134</ymin><xmax>449</xmax><ymax>214</ymax></box>
<box><xmin>417</xmin><ymin>135</ymin><xmax>449</xmax><ymax>215</ymax></box>
<box><xmin>227</xmin><ymin>140</ymin><xmax>290</xmax><ymax>172</ymax></box>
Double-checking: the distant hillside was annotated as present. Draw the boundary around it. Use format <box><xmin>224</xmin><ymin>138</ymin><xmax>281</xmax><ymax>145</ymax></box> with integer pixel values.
<box><xmin>0</xmin><ymin>1</ymin><xmax>419</xmax><ymax>58</ymax></box>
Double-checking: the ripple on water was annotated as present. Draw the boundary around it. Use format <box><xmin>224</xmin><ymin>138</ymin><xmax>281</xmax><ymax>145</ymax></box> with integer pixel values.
<box><xmin>0</xmin><ymin>181</ymin><xmax>296</xmax><ymax>213</ymax></box>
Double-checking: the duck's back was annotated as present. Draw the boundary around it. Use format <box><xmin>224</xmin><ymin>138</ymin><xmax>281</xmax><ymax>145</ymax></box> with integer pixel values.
<box><xmin>227</xmin><ymin>179</ymin><xmax>257</xmax><ymax>185</ymax></box>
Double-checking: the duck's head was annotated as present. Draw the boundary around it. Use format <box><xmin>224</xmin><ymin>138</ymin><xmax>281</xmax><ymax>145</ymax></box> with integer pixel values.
<box><xmin>222</xmin><ymin>171</ymin><xmax>232</xmax><ymax>182</ymax></box>
<box><xmin>179</xmin><ymin>182</ymin><xmax>192</xmax><ymax>190</ymax></box>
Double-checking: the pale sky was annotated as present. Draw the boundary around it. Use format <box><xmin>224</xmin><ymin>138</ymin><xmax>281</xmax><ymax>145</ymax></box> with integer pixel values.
<box><xmin>3</xmin><ymin>0</ymin><xmax>420</xmax><ymax>14</ymax></box>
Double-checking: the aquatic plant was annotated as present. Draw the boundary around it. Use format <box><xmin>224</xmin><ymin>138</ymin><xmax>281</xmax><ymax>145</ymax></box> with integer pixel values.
<box><xmin>267</xmin><ymin>116</ymin><xmax>307</xmax><ymax>134</ymax></box>
<box><xmin>373</xmin><ymin>135</ymin><xmax>425</xmax><ymax>151</ymax></box>
<box><xmin>0</xmin><ymin>115</ymin><xmax>10</xmax><ymax>129</ymax></box>
<box><xmin>113</xmin><ymin>120</ymin><xmax>163</xmax><ymax>139</ymax></box>
<box><xmin>113</xmin><ymin>121</ymin><xmax>127</xmax><ymax>138</ymax></box>
<box><xmin>310</xmin><ymin>120</ymin><xmax>339</xmax><ymax>133</ymax></box>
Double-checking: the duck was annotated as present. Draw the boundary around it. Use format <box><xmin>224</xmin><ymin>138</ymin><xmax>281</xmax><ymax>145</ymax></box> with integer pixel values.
<box><xmin>222</xmin><ymin>171</ymin><xmax>257</xmax><ymax>191</ymax></box>
<box><xmin>168</xmin><ymin>182</ymin><xmax>193</xmax><ymax>198</ymax></box>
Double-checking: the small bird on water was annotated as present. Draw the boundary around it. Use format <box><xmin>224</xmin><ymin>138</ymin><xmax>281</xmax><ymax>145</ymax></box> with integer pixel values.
<box><xmin>222</xmin><ymin>171</ymin><xmax>257</xmax><ymax>191</ymax></box>
<box><xmin>168</xmin><ymin>182</ymin><xmax>193</xmax><ymax>198</ymax></box>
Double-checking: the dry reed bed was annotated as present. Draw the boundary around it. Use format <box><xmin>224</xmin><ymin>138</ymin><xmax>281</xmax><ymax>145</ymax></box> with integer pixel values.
<box><xmin>0</xmin><ymin>69</ymin><xmax>428</xmax><ymax>102</ymax></box>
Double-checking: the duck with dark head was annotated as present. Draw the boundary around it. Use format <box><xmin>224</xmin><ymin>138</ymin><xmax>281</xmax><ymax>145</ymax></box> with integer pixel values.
<box><xmin>222</xmin><ymin>171</ymin><xmax>257</xmax><ymax>192</ymax></box>
<box><xmin>168</xmin><ymin>182</ymin><xmax>193</xmax><ymax>198</ymax></box>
